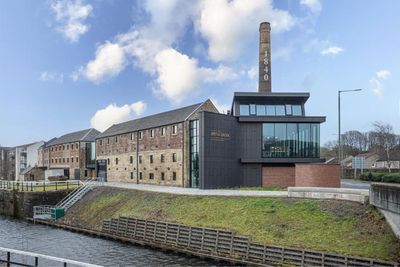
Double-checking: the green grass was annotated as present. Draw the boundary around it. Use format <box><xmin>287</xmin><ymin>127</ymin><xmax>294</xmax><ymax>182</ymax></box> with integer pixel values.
<box><xmin>63</xmin><ymin>187</ymin><xmax>400</xmax><ymax>262</ymax></box>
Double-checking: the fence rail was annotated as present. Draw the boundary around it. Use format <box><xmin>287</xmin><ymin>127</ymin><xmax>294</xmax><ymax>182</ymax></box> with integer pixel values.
<box><xmin>0</xmin><ymin>180</ymin><xmax>80</xmax><ymax>192</ymax></box>
<box><xmin>0</xmin><ymin>246</ymin><xmax>102</xmax><ymax>267</ymax></box>
<box><xmin>102</xmin><ymin>216</ymin><xmax>399</xmax><ymax>267</ymax></box>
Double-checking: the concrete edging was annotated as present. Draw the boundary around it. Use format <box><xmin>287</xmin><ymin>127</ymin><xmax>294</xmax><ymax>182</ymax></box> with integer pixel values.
<box><xmin>288</xmin><ymin>187</ymin><xmax>370</xmax><ymax>204</ymax></box>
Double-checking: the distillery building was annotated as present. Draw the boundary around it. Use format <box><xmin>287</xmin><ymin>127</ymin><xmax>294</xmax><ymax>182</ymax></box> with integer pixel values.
<box><xmin>96</xmin><ymin>22</ymin><xmax>339</xmax><ymax>189</ymax></box>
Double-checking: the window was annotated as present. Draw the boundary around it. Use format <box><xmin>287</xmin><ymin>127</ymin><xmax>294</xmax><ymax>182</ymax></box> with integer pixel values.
<box><xmin>262</xmin><ymin>123</ymin><xmax>320</xmax><ymax>158</ymax></box>
<box><xmin>160</xmin><ymin>154</ymin><xmax>164</xmax><ymax>163</ymax></box>
<box><xmin>139</xmin><ymin>131</ymin><xmax>143</xmax><ymax>139</ymax></box>
<box><xmin>107</xmin><ymin>158</ymin><xmax>110</xmax><ymax>165</ymax></box>
<box><xmin>172</xmin><ymin>172</ymin><xmax>177</xmax><ymax>181</ymax></box>
<box><xmin>149</xmin><ymin>129</ymin><xmax>154</xmax><ymax>138</ymax></box>
<box><xmin>131</xmin><ymin>133</ymin><xmax>134</xmax><ymax>140</ymax></box>
<box><xmin>256</xmin><ymin>105</ymin><xmax>266</xmax><ymax>115</ymax></box>
<box><xmin>172</xmin><ymin>125</ymin><xmax>178</xmax><ymax>135</ymax></box>
<box><xmin>51</xmin><ymin>147</ymin><xmax>53</xmax><ymax>152</ymax></box>
<box><xmin>249</xmin><ymin>104</ymin><xmax>256</xmax><ymax>115</ymax></box>
<box><xmin>139</xmin><ymin>172</ymin><xmax>143</xmax><ymax>180</ymax></box>
<box><xmin>84</xmin><ymin>170</ymin><xmax>88</xmax><ymax>177</ymax></box>
<box><xmin>139</xmin><ymin>155</ymin><xmax>142</xmax><ymax>164</ymax></box>
<box><xmin>67</xmin><ymin>144</ymin><xmax>69</xmax><ymax>150</ymax></box>
<box><xmin>149</xmin><ymin>173</ymin><xmax>154</xmax><ymax>180</ymax></box>
<box><xmin>275</xmin><ymin>105</ymin><xmax>285</xmax><ymax>116</ymax></box>
<box><xmin>172</xmin><ymin>153</ymin><xmax>177</xmax><ymax>162</ymax></box>
<box><xmin>130</xmin><ymin>156</ymin><xmax>133</xmax><ymax>164</ymax></box>
<box><xmin>285</xmin><ymin>105</ymin><xmax>292</xmax><ymax>116</ymax></box>
<box><xmin>51</xmin><ymin>159</ymin><xmax>54</xmax><ymax>163</ymax></box>
<box><xmin>240</xmin><ymin>104</ymin><xmax>249</xmax><ymax>116</ymax></box>
<box><xmin>130</xmin><ymin>172</ymin><xmax>134</xmax><ymax>180</ymax></box>
<box><xmin>161</xmin><ymin>172</ymin><xmax>165</xmax><ymax>180</ymax></box>
<box><xmin>76</xmin><ymin>143</ymin><xmax>79</xmax><ymax>149</ymax></box>
<box><xmin>71</xmin><ymin>144</ymin><xmax>74</xmax><ymax>150</ymax></box>
<box><xmin>150</xmin><ymin>155</ymin><xmax>153</xmax><ymax>164</ymax></box>
<box><xmin>63</xmin><ymin>158</ymin><xmax>65</xmax><ymax>163</ymax></box>
<box><xmin>161</xmin><ymin>127</ymin><xmax>166</xmax><ymax>136</ymax></box>
<box><xmin>71</xmin><ymin>157</ymin><xmax>74</xmax><ymax>163</ymax></box>
<box><xmin>107</xmin><ymin>138</ymin><xmax>110</xmax><ymax>145</ymax></box>
<box><xmin>292</xmin><ymin>105</ymin><xmax>302</xmax><ymax>116</ymax></box>
<box><xmin>115</xmin><ymin>136</ymin><xmax>118</xmax><ymax>143</ymax></box>
<box><xmin>266</xmin><ymin>105</ymin><xmax>276</xmax><ymax>116</ymax></box>
<box><xmin>99</xmin><ymin>140</ymin><xmax>103</xmax><ymax>146</ymax></box>
<box><xmin>67</xmin><ymin>158</ymin><xmax>69</xmax><ymax>163</ymax></box>
<box><xmin>63</xmin><ymin>145</ymin><xmax>65</xmax><ymax>150</ymax></box>
<box><xmin>76</xmin><ymin>157</ymin><xmax>78</xmax><ymax>162</ymax></box>
<box><xmin>115</xmin><ymin>158</ymin><xmax>118</xmax><ymax>165</ymax></box>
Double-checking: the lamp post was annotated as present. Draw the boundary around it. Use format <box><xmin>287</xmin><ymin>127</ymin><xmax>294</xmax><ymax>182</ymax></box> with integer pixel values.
<box><xmin>338</xmin><ymin>89</ymin><xmax>362</xmax><ymax>179</ymax></box>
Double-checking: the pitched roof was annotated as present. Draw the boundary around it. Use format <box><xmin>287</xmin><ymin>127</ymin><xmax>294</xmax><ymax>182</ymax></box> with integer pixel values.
<box><xmin>47</xmin><ymin>128</ymin><xmax>100</xmax><ymax>147</ymax></box>
<box><xmin>96</xmin><ymin>102</ymin><xmax>205</xmax><ymax>139</ymax></box>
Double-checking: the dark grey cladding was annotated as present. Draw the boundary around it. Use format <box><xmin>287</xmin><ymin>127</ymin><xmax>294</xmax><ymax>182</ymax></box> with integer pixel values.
<box><xmin>97</xmin><ymin>102</ymin><xmax>205</xmax><ymax>139</ymax></box>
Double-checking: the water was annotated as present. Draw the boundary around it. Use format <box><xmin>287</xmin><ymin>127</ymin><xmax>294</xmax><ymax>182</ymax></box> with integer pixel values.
<box><xmin>0</xmin><ymin>216</ymin><xmax>225</xmax><ymax>267</ymax></box>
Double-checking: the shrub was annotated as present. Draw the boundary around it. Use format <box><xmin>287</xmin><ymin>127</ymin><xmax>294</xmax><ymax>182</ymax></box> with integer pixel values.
<box><xmin>360</xmin><ymin>172</ymin><xmax>385</xmax><ymax>182</ymax></box>
<box><xmin>382</xmin><ymin>173</ymin><xmax>400</xmax><ymax>183</ymax></box>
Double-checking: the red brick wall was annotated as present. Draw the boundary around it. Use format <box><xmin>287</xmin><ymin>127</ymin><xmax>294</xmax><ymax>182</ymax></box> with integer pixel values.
<box><xmin>295</xmin><ymin>164</ymin><xmax>340</xmax><ymax>188</ymax></box>
<box><xmin>262</xmin><ymin>166</ymin><xmax>295</xmax><ymax>188</ymax></box>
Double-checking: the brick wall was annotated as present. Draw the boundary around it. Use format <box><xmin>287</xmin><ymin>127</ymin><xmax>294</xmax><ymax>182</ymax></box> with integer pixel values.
<box><xmin>262</xmin><ymin>166</ymin><xmax>295</xmax><ymax>188</ymax></box>
<box><xmin>295</xmin><ymin>164</ymin><xmax>340</xmax><ymax>188</ymax></box>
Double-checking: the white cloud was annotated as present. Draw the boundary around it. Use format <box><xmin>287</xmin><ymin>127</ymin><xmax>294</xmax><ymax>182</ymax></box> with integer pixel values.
<box><xmin>247</xmin><ymin>66</ymin><xmax>258</xmax><ymax>79</ymax></box>
<box><xmin>320</xmin><ymin>46</ymin><xmax>344</xmax><ymax>55</ymax></box>
<box><xmin>84</xmin><ymin>42</ymin><xmax>126</xmax><ymax>82</ymax></box>
<box><xmin>90</xmin><ymin>101</ymin><xmax>147</xmax><ymax>132</ymax></box>
<box><xmin>300</xmin><ymin>0</ymin><xmax>322</xmax><ymax>14</ymax></box>
<box><xmin>198</xmin><ymin>0</ymin><xmax>295</xmax><ymax>62</ymax></box>
<box><xmin>39</xmin><ymin>71</ymin><xmax>64</xmax><ymax>82</ymax></box>
<box><xmin>370</xmin><ymin>78</ymin><xmax>384</xmax><ymax>96</ymax></box>
<box><xmin>211</xmin><ymin>98</ymin><xmax>230</xmax><ymax>114</ymax></box>
<box><xmin>50</xmin><ymin>0</ymin><xmax>93</xmax><ymax>42</ymax></box>
<box><xmin>376</xmin><ymin>69</ymin><xmax>391</xmax><ymax>79</ymax></box>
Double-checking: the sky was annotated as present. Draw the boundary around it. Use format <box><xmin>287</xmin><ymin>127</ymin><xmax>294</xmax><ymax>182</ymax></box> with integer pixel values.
<box><xmin>0</xmin><ymin>0</ymin><xmax>399</xmax><ymax>147</ymax></box>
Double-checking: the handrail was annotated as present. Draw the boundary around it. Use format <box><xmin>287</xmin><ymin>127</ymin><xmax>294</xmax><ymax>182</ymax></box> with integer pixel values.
<box><xmin>56</xmin><ymin>177</ymin><xmax>101</xmax><ymax>209</ymax></box>
<box><xmin>0</xmin><ymin>246</ymin><xmax>103</xmax><ymax>267</ymax></box>
<box><xmin>55</xmin><ymin>177</ymin><xmax>96</xmax><ymax>208</ymax></box>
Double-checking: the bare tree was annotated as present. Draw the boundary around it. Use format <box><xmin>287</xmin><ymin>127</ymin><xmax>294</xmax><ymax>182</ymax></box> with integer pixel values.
<box><xmin>373</xmin><ymin>122</ymin><xmax>397</xmax><ymax>172</ymax></box>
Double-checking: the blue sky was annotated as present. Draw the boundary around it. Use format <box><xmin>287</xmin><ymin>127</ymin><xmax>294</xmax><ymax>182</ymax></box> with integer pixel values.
<box><xmin>0</xmin><ymin>0</ymin><xmax>399</xmax><ymax>147</ymax></box>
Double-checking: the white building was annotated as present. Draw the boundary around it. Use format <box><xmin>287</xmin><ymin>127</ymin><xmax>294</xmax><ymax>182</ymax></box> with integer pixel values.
<box><xmin>15</xmin><ymin>141</ymin><xmax>44</xmax><ymax>180</ymax></box>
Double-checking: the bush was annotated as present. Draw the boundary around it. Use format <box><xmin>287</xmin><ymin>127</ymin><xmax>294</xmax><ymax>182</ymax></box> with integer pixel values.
<box><xmin>382</xmin><ymin>173</ymin><xmax>400</xmax><ymax>183</ymax></box>
<box><xmin>360</xmin><ymin>172</ymin><xmax>385</xmax><ymax>182</ymax></box>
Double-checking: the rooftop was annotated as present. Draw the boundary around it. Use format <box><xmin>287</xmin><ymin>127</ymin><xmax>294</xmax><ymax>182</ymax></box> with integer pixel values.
<box><xmin>46</xmin><ymin>128</ymin><xmax>100</xmax><ymax>147</ymax></box>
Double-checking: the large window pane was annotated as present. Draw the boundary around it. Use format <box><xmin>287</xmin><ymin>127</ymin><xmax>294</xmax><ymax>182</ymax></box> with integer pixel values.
<box><xmin>276</xmin><ymin>105</ymin><xmax>285</xmax><ymax>116</ymax></box>
<box><xmin>286</xmin><ymin>123</ymin><xmax>298</xmax><ymax>157</ymax></box>
<box><xmin>250</xmin><ymin>104</ymin><xmax>256</xmax><ymax>115</ymax></box>
<box><xmin>262</xmin><ymin>124</ymin><xmax>274</xmax><ymax>157</ymax></box>
<box><xmin>292</xmin><ymin>105</ymin><xmax>302</xmax><ymax>116</ymax></box>
<box><xmin>274</xmin><ymin>124</ymin><xmax>287</xmax><ymax>157</ymax></box>
<box><xmin>256</xmin><ymin>105</ymin><xmax>266</xmax><ymax>115</ymax></box>
<box><xmin>240</xmin><ymin>105</ymin><xmax>249</xmax><ymax>116</ymax></box>
<box><xmin>285</xmin><ymin>105</ymin><xmax>292</xmax><ymax>116</ymax></box>
<box><xmin>266</xmin><ymin>105</ymin><xmax>276</xmax><ymax>116</ymax></box>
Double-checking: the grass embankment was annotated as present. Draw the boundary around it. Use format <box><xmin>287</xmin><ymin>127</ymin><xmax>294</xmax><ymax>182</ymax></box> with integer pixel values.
<box><xmin>62</xmin><ymin>187</ymin><xmax>400</xmax><ymax>261</ymax></box>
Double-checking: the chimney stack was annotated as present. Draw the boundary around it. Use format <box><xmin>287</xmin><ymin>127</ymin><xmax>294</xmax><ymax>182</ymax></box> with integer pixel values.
<box><xmin>258</xmin><ymin>22</ymin><xmax>271</xmax><ymax>93</ymax></box>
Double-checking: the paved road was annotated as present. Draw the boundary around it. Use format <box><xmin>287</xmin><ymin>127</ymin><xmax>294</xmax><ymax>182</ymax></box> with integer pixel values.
<box><xmin>104</xmin><ymin>182</ymin><xmax>288</xmax><ymax>197</ymax></box>
<box><xmin>340</xmin><ymin>179</ymin><xmax>371</xmax><ymax>190</ymax></box>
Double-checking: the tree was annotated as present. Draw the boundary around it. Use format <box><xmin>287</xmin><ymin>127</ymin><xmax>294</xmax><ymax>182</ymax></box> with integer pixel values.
<box><xmin>372</xmin><ymin>122</ymin><xmax>397</xmax><ymax>172</ymax></box>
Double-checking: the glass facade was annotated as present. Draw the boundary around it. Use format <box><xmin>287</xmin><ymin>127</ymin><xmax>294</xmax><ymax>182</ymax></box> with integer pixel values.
<box><xmin>262</xmin><ymin>123</ymin><xmax>320</xmax><ymax>158</ymax></box>
<box><xmin>86</xmin><ymin>142</ymin><xmax>96</xmax><ymax>168</ymax></box>
<box><xmin>240</xmin><ymin>104</ymin><xmax>303</xmax><ymax>116</ymax></box>
<box><xmin>189</xmin><ymin>120</ymin><xmax>200</xmax><ymax>188</ymax></box>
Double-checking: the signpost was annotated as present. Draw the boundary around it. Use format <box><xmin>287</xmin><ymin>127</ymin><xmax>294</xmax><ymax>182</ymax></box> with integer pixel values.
<box><xmin>352</xmin><ymin>157</ymin><xmax>364</xmax><ymax>179</ymax></box>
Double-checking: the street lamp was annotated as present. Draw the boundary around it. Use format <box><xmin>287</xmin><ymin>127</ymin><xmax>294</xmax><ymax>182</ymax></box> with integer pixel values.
<box><xmin>338</xmin><ymin>89</ymin><xmax>362</xmax><ymax>179</ymax></box>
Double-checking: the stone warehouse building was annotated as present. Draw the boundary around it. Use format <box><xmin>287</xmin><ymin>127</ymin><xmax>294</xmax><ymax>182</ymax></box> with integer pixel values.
<box><xmin>95</xmin><ymin>100</ymin><xmax>218</xmax><ymax>187</ymax></box>
<box><xmin>0</xmin><ymin>146</ymin><xmax>16</xmax><ymax>180</ymax></box>
<box><xmin>38</xmin><ymin>128</ymin><xmax>100</xmax><ymax>180</ymax></box>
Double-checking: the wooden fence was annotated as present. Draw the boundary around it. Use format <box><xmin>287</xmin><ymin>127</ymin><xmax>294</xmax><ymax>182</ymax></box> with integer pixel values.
<box><xmin>102</xmin><ymin>216</ymin><xmax>399</xmax><ymax>267</ymax></box>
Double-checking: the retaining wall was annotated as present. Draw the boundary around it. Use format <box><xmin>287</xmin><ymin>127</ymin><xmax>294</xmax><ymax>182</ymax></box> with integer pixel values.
<box><xmin>288</xmin><ymin>187</ymin><xmax>370</xmax><ymax>204</ymax></box>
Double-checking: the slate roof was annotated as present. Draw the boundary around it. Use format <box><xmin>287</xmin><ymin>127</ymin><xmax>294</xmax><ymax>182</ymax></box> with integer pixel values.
<box><xmin>96</xmin><ymin>102</ymin><xmax>205</xmax><ymax>139</ymax></box>
<box><xmin>47</xmin><ymin>128</ymin><xmax>100</xmax><ymax>147</ymax></box>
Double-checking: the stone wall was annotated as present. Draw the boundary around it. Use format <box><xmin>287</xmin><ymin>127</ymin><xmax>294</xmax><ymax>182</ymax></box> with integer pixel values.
<box><xmin>0</xmin><ymin>190</ymin><xmax>70</xmax><ymax>218</ymax></box>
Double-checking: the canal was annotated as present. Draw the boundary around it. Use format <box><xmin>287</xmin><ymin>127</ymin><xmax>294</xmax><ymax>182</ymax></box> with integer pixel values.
<box><xmin>0</xmin><ymin>216</ymin><xmax>221</xmax><ymax>266</ymax></box>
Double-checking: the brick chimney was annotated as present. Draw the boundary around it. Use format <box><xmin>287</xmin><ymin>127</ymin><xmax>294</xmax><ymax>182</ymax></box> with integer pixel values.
<box><xmin>258</xmin><ymin>22</ymin><xmax>271</xmax><ymax>93</ymax></box>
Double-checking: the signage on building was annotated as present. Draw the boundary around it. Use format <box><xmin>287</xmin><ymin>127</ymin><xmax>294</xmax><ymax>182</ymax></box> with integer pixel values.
<box><xmin>263</xmin><ymin>51</ymin><xmax>269</xmax><ymax>81</ymax></box>
<box><xmin>210</xmin><ymin>131</ymin><xmax>231</xmax><ymax>141</ymax></box>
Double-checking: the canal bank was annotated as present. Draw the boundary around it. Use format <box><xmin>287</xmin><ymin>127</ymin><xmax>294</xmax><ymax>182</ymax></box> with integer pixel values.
<box><xmin>0</xmin><ymin>215</ymin><xmax>221</xmax><ymax>266</ymax></box>
<box><xmin>59</xmin><ymin>186</ymin><xmax>400</xmax><ymax>262</ymax></box>
<box><xmin>0</xmin><ymin>190</ymin><xmax>70</xmax><ymax>218</ymax></box>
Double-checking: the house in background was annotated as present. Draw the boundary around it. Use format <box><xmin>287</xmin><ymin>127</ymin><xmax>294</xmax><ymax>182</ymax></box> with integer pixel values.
<box><xmin>15</xmin><ymin>141</ymin><xmax>45</xmax><ymax>180</ymax></box>
<box><xmin>0</xmin><ymin>146</ymin><xmax>16</xmax><ymax>180</ymax></box>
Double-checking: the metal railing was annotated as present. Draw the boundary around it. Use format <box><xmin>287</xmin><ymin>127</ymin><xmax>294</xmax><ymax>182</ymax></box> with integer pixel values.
<box><xmin>0</xmin><ymin>246</ymin><xmax>103</xmax><ymax>267</ymax></box>
<box><xmin>0</xmin><ymin>180</ymin><xmax>80</xmax><ymax>192</ymax></box>
<box><xmin>33</xmin><ymin>206</ymin><xmax>54</xmax><ymax>220</ymax></box>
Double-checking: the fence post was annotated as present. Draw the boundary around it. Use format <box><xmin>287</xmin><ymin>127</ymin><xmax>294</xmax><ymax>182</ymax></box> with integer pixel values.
<box><xmin>215</xmin><ymin>230</ymin><xmax>219</xmax><ymax>253</ymax></box>
<box><xmin>201</xmin><ymin>228</ymin><xmax>205</xmax><ymax>250</ymax></box>
<box><xmin>229</xmin><ymin>233</ymin><xmax>234</xmax><ymax>256</ymax></box>
<box><xmin>321</xmin><ymin>252</ymin><xmax>325</xmax><ymax>267</ymax></box>
<box><xmin>43</xmin><ymin>182</ymin><xmax>45</xmax><ymax>191</ymax></box>
<box><xmin>67</xmin><ymin>181</ymin><xmax>69</xmax><ymax>190</ymax></box>
<box><xmin>188</xmin><ymin>227</ymin><xmax>192</xmax><ymax>248</ymax></box>
<box><xmin>55</xmin><ymin>182</ymin><xmax>58</xmax><ymax>191</ymax></box>
<box><xmin>7</xmin><ymin>251</ymin><xmax>10</xmax><ymax>267</ymax></box>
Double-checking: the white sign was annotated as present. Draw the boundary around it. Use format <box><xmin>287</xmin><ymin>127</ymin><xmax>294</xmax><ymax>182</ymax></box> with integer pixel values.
<box><xmin>263</xmin><ymin>50</ymin><xmax>269</xmax><ymax>81</ymax></box>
